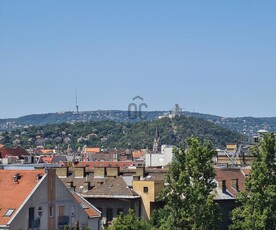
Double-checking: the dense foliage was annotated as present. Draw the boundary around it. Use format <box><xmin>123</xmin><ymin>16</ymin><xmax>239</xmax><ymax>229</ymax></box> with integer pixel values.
<box><xmin>153</xmin><ymin>137</ymin><xmax>221</xmax><ymax>230</ymax></box>
<box><xmin>230</xmin><ymin>133</ymin><xmax>276</xmax><ymax>230</ymax></box>
<box><xmin>107</xmin><ymin>209</ymin><xmax>151</xmax><ymax>230</ymax></box>
<box><xmin>0</xmin><ymin>116</ymin><xmax>245</xmax><ymax>150</ymax></box>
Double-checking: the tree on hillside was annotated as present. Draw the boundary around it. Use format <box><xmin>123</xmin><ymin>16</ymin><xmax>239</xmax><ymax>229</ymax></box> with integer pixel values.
<box><xmin>153</xmin><ymin>136</ymin><xmax>221</xmax><ymax>230</ymax></box>
<box><xmin>231</xmin><ymin>133</ymin><xmax>276</xmax><ymax>230</ymax></box>
<box><xmin>107</xmin><ymin>209</ymin><xmax>151</xmax><ymax>230</ymax></box>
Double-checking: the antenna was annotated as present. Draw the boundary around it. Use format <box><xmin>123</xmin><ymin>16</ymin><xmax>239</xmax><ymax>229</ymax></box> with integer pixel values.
<box><xmin>75</xmin><ymin>89</ymin><xmax>79</xmax><ymax>113</ymax></box>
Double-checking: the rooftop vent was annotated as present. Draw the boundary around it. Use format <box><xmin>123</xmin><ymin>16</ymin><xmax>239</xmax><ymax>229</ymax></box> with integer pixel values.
<box><xmin>36</xmin><ymin>174</ymin><xmax>42</xmax><ymax>180</ymax></box>
<box><xmin>13</xmin><ymin>173</ymin><xmax>20</xmax><ymax>183</ymax></box>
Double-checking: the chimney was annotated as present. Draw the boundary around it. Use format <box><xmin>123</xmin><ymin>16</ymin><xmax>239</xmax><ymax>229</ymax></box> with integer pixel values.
<box><xmin>94</xmin><ymin>167</ymin><xmax>106</xmax><ymax>178</ymax></box>
<box><xmin>66</xmin><ymin>181</ymin><xmax>74</xmax><ymax>189</ymax></box>
<box><xmin>36</xmin><ymin>174</ymin><xmax>42</xmax><ymax>180</ymax></box>
<box><xmin>55</xmin><ymin>167</ymin><xmax>69</xmax><ymax>178</ymax></box>
<box><xmin>231</xmin><ymin>178</ymin><xmax>239</xmax><ymax>191</ymax></box>
<box><xmin>75</xmin><ymin>167</ymin><xmax>86</xmax><ymax>178</ymax></box>
<box><xmin>136</xmin><ymin>166</ymin><xmax>145</xmax><ymax>177</ymax></box>
<box><xmin>133</xmin><ymin>175</ymin><xmax>140</xmax><ymax>181</ymax></box>
<box><xmin>13</xmin><ymin>173</ymin><xmax>20</xmax><ymax>183</ymax></box>
<box><xmin>218</xmin><ymin>179</ymin><xmax>227</xmax><ymax>192</ymax></box>
<box><xmin>106</xmin><ymin>167</ymin><xmax>119</xmax><ymax>177</ymax></box>
<box><xmin>83</xmin><ymin>181</ymin><xmax>91</xmax><ymax>193</ymax></box>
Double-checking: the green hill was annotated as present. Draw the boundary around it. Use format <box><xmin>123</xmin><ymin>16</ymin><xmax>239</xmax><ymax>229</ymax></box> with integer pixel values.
<box><xmin>0</xmin><ymin>115</ymin><xmax>246</xmax><ymax>150</ymax></box>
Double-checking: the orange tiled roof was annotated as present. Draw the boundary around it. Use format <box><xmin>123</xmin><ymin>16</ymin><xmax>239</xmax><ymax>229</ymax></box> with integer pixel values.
<box><xmin>40</xmin><ymin>149</ymin><xmax>54</xmax><ymax>154</ymax></box>
<box><xmin>86</xmin><ymin>148</ymin><xmax>100</xmax><ymax>153</ymax></box>
<box><xmin>42</xmin><ymin>156</ymin><xmax>53</xmax><ymax>163</ymax></box>
<box><xmin>132</xmin><ymin>150</ymin><xmax>144</xmax><ymax>158</ymax></box>
<box><xmin>72</xmin><ymin>192</ymin><xmax>100</xmax><ymax>218</ymax></box>
<box><xmin>0</xmin><ymin>169</ymin><xmax>45</xmax><ymax>225</ymax></box>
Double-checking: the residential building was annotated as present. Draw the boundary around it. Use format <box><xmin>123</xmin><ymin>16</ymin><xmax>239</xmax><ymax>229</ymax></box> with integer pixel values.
<box><xmin>132</xmin><ymin>169</ymin><xmax>165</xmax><ymax>220</ymax></box>
<box><xmin>214</xmin><ymin>167</ymin><xmax>247</xmax><ymax>230</ymax></box>
<box><xmin>57</xmin><ymin>167</ymin><xmax>140</xmax><ymax>228</ymax></box>
<box><xmin>0</xmin><ymin>168</ymin><xmax>101</xmax><ymax>230</ymax></box>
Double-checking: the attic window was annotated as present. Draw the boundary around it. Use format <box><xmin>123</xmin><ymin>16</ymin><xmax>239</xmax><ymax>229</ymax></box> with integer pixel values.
<box><xmin>143</xmin><ymin>187</ymin><xmax>149</xmax><ymax>193</ymax></box>
<box><xmin>4</xmin><ymin>209</ymin><xmax>15</xmax><ymax>217</ymax></box>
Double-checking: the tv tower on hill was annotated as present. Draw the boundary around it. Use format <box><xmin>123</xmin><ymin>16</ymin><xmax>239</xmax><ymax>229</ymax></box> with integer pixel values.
<box><xmin>75</xmin><ymin>89</ymin><xmax>79</xmax><ymax>113</ymax></box>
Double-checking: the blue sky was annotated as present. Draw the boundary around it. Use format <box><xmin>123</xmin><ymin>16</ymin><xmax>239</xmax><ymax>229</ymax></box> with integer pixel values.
<box><xmin>0</xmin><ymin>1</ymin><xmax>275</xmax><ymax>118</ymax></box>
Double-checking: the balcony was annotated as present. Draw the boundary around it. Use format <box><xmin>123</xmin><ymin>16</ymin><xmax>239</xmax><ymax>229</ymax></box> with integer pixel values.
<box><xmin>29</xmin><ymin>218</ymin><xmax>40</xmax><ymax>229</ymax></box>
<box><xmin>58</xmin><ymin>215</ymin><xmax>70</xmax><ymax>227</ymax></box>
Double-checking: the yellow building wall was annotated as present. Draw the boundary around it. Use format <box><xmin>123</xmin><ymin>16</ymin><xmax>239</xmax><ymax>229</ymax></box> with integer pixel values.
<box><xmin>132</xmin><ymin>180</ymin><xmax>164</xmax><ymax>220</ymax></box>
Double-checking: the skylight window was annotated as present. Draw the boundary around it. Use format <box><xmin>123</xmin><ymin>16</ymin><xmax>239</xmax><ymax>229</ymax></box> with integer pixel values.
<box><xmin>4</xmin><ymin>209</ymin><xmax>15</xmax><ymax>217</ymax></box>
<box><xmin>80</xmin><ymin>203</ymin><xmax>88</xmax><ymax>209</ymax></box>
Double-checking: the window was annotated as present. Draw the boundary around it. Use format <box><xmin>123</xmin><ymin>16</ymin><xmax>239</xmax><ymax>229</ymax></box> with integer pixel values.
<box><xmin>143</xmin><ymin>187</ymin><xmax>149</xmax><ymax>193</ymax></box>
<box><xmin>106</xmin><ymin>208</ymin><xmax>113</xmax><ymax>223</ymax></box>
<box><xmin>117</xmin><ymin>208</ymin><xmax>124</xmax><ymax>215</ymax></box>
<box><xmin>4</xmin><ymin>209</ymin><xmax>15</xmax><ymax>217</ymax></box>
<box><xmin>49</xmin><ymin>206</ymin><xmax>53</xmax><ymax>217</ymax></box>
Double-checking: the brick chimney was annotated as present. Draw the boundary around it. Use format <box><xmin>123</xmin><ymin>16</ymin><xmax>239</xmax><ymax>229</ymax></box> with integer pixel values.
<box><xmin>75</xmin><ymin>167</ymin><xmax>86</xmax><ymax>178</ymax></box>
<box><xmin>83</xmin><ymin>181</ymin><xmax>91</xmax><ymax>193</ymax></box>
<box><xmin>66</xmin><ymin>181</ymin><xmax>74</xmax><ymax>190</ymax></box>
<box><xmin>136</xmin><ymin>166</ymin><xmax>145</xmax><ymax>177</ymax></box>
<box><xmin>106</xmin><ymin>167</ymin><xmax>119</xmax><ymax>177</ymax></box>
<box><xmin>94</xmin><ymin>167</ymin><xmax>106</xmax><ymax>178</ymax></box>
<box><xmin>133</xmin><ymin>175</ymin><xmax>140</xmax><ymax>181</ymax></box>
<box><xmin>55</xmin><ymin>167</ymin><xmax>69</xmax><ymax>178</ymax></box>
<box><xmin>231</xmin><ymin>178</ymin><xmax>239</xmax><ymax>191</ymax></box>
<box><xmin>218</xmin><ymin>179</ymin><xmax>227</xmax><ymax>192</ymax></box>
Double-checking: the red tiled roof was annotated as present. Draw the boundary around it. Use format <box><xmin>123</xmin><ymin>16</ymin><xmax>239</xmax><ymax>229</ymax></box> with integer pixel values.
<box><xmin>0</xmin><ymin>148</ymin><xmax>30</xmax><ymax>159</ymax></box>
<box><xmin>72</xmin><ymin>192</ymin><xmax>100</xmax><ymax>218</ymax></box>
<box><xmin>0</xmin><ymin>169</ymin><xmax>45</xmax><ymax>225</ymax></box>
<box><xmin>42</xmin><ymin>156</ymin><xmax>53</xmax><ymax>163</ymax></box>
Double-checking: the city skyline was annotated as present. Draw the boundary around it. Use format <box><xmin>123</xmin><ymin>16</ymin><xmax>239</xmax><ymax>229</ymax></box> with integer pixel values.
<box><xmin>1</xmin><ymin>1</ymin><xmax>275</xmax><ymax>118</ymax></box>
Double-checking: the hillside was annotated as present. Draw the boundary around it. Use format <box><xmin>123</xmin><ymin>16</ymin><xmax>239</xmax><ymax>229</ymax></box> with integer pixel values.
<box><xmin>1</xmin><ymin>110</ymin><xmax>276</xmax><ymax>136</ymax></box>
<box><xmin>0</xmin><ymin>116</ymin><xmax>245</xmax><ymax>150</ymax></box>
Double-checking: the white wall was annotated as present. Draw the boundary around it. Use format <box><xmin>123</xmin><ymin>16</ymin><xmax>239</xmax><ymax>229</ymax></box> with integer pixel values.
<box><xmin>145</xmin><ymin>145</ymin><xmax>174</xmax><ymax>167</ymax></box>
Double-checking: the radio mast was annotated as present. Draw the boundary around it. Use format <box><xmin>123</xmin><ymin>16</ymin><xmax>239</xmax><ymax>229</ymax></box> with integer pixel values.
<box><xmin>75</xmin><ymin>89</ymin><xmax>79</xmax><ymax>113</ymax></box>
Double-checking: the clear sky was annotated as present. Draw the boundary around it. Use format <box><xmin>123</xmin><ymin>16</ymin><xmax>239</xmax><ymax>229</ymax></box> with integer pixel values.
<box><xmin>0</xmin><ymin>1</ymin><xmax>275</xmax><ymax>118</ymax></box>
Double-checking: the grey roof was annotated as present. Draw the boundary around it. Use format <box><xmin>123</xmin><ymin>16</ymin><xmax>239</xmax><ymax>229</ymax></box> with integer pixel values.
<box><xmin>60</xmin><ymin>174</ymin><xmax>139</xmax><ymax>198</ymax></box>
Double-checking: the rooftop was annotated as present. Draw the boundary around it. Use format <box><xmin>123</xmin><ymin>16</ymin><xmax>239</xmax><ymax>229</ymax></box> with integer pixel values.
<box><xmin>0</xmin><ymin>169</ymin><xmax>45</xmax><ymax>225</ymax></box>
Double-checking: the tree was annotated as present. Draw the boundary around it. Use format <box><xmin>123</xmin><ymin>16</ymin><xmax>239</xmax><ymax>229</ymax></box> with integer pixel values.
<box><xmin>231</xmin><ymin>133</ymin><xmax>276</xmax><ymax>230</ymax></box>
<box><xmin>63</xmin><ymin>225</ymin><xmax>70</xmax><ymax>230</ymax></box>
<box><xmin>154</xmin><ymin>136</ymin><xmax>220</xmax><ymax>230</ymax></box>
<box><xmin>107</xmin><ymin>209</ymin><xmax>151</xmax><ymax>230</ymax></box>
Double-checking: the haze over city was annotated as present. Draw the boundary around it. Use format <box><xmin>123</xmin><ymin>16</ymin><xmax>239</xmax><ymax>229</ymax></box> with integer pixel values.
<box><xmin>0</xmin><ymin>1</ymin><xmax>275</xmax><ymax>118</ymax></box>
